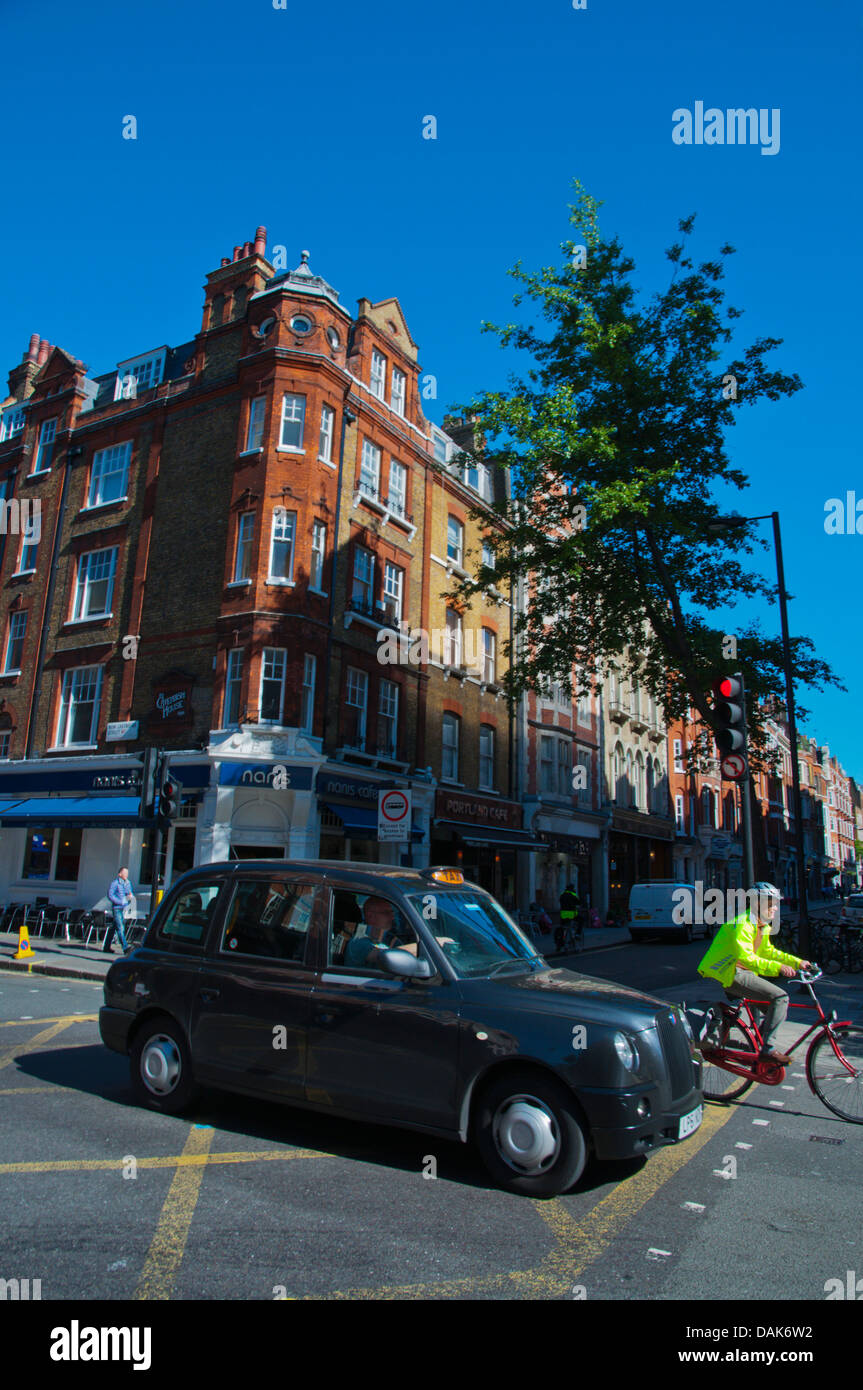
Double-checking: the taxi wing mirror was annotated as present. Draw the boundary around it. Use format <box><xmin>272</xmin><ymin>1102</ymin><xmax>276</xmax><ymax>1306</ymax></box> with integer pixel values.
<box><xmin>380</xmin><ymin>949</ymin><xmax>433</xmax><ymax>980</ymax></box>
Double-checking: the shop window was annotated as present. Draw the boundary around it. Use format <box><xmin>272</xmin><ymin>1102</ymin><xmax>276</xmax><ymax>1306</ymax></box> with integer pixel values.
<box><xmin>21</xmin><ymin>827</ymin><xmax>82</xmax><ymax>881</ymax></box>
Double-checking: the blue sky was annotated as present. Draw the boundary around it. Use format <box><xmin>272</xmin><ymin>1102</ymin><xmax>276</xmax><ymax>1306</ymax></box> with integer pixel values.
<box><xmin>1</xmin><ymin>0</ymin><xmax>860</xmax><ymax>778</ymax></box>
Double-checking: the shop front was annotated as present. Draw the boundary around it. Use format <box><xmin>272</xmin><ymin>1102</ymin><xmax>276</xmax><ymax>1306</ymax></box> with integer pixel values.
<box><xmin>431</xmin><ymin>790</ymin><xmax>538</xmax><ymax>912</ymax></box>
<box><xmin>609</xmin><ymin>809</ymin><xmax>674</xmax><ymax>920</ymax></box>
<box><xmin>530</xmin><ymin>818</ymin><xmax>604</xmax><ymax>918</ymax></box>
<box><xmin>315</xmin><ymin>769</ymin><xmax>428</xmax><ymax>865</ymax></box>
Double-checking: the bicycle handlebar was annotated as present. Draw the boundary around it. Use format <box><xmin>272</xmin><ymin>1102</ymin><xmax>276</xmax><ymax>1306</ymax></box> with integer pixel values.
<box><xmin>796</xmin><ymin>967</ymin><xmax>823</xmax><ymax>983</ymax></box>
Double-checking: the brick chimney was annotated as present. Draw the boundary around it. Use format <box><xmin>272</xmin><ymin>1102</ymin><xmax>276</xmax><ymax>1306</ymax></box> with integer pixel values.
<box><xmin>6</xmin><ymin>333</ymin><xmax>48</xmax><ymax>401</ymax></box>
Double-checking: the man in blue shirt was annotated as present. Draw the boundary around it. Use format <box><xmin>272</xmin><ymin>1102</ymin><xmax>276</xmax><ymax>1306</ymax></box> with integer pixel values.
<box><xmin>104</xmin><ymin>867</ymin><xmax>133</xmax><ymax>953</ymax></box>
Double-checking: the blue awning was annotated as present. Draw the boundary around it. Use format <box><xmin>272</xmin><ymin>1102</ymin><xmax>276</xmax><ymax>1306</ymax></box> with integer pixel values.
<box><xmin>322</xmin><ymin>802</ymin><xmax>378</xmax><ymax>836</ymax></box>
<box><xmin>0</xmin><ymin>797</ymin><xmax>154</xmax><ymax>828</ymax></box>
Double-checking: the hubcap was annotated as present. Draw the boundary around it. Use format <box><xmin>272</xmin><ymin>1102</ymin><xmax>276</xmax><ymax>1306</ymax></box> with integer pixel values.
<box><xmin>492</xmin><ymin>1094</ymin><xmax>560</xmax><ymax>1175</ymax></box>
<box><xmin>141</xmin><ymin>1035</ymin><xmax>181</xmax><ymax>1095</ymax></box>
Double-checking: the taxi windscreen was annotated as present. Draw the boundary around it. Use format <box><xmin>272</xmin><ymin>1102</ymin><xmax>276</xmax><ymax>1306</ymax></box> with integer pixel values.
<box><xmin>406</xmin><ymin>889</ymin><xmax>540</xmax><ymax>977</ymax></box>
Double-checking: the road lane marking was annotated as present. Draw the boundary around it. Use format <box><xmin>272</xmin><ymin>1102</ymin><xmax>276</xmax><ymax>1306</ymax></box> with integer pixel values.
<box><xmin>0</xmin><ymin>1019</ymin><xmax>86</xmax><ymax>1072</ymax></box>
<box><xmin>134</xmin><ymin>1125</ymin><xmax>216</xmax><ymax>1301</ymax></box>
<box><xmin>301</xmin><ymin>1096</ymin><xmax>738</xmax><ymax>1299</ymax></box>
<box><xmin>681</xmin><ymin>1202</ymin><xmax>705</xmax><ymax>1212</ymax></box>
<box><xmin>0</xmin><ymin>1148</ymin><xmax>334</xmax><ymax>1176</ymax></box>
<box><xmin>646</xmin><ymin>1248</ymin><xmax>672</xmax><ymax>1259</ymax></box>
<box><xmin>0</xmin><ymin>1014</ymin><xmax>98</xmax><ymax>1029</ymax></box>
<box><xmin>734</xmin><ymin>1143</ymin><xmax>752</xmax><ymax>1149</ymax></box>
<box><xmin>752</xmin><ymin>1119</ymin><xmax>770</xmax><ymax>1126</ymax></box>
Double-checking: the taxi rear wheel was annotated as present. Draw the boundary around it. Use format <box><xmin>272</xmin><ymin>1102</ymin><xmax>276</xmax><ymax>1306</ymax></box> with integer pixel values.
<box><xmin>130</xmin><ymin>1015</ymin><xmax>199</xmax><ymax>1115</ymax></box>
<box><xmin>475</xmin><ymin>1069</ymin><xmax>588</xmax><ymax>1197</ymax></box>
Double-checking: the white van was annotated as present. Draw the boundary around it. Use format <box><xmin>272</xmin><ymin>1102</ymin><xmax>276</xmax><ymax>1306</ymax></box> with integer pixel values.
<box><xmin>627</xmin><ymin>881</ymin><xmax>710</xmax><ymax>943</ymax></box>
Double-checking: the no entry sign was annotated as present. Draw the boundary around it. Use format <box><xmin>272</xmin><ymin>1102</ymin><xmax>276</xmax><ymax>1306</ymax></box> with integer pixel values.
<box><xmin>720</xmin><ymin>752</ymin><xmax>748</xmax><ymax>781</ymax></box>
<box><xmin>378</xmin><ymin>788</ymin><xmax>411</xmax><ymax>841</ymax></box>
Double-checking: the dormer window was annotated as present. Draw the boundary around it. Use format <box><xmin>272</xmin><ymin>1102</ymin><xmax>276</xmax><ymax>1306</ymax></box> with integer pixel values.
<box><xmin>114</xmin><ymin>349</ymin><xmax>166</xmax><ymax>401</ymax></box>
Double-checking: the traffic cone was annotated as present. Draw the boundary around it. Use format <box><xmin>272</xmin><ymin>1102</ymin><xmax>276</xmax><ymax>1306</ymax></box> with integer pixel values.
<box><xmin>13</xmin><ymin>925</ymin><xmax>35</xmax><ymax>959</ymax></box>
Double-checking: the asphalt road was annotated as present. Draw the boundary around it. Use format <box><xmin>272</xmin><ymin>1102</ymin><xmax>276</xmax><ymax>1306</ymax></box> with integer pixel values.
<box><xmin>1</xmin><ymin>951</ymin><xmax>861</xmax><ymax>1303</ymax></box>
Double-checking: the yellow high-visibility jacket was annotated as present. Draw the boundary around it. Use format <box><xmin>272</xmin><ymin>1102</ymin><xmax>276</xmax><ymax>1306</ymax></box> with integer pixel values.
<box><xmin>697</xmin><ymin>912</ymin><xmax>801</xmax><ymax>988</ymax></box>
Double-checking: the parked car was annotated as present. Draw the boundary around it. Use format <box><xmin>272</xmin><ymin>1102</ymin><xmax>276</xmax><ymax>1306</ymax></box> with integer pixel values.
<box><xmin>840</xmin><ymin>894</ymin><xmax>863</xmax><ymax>929</ymax></box>
<box><xmin>628</xmin><ymin>881</ymin><xmax>711</xmax><ymax>943</ymax></box>
<box><xmin>100</xmin><ymin>861</ymin><xmax>703</xmax><ymax>1197</ymax></box>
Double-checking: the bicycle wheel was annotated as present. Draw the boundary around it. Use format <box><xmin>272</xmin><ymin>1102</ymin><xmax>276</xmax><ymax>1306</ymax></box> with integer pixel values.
<box><xmin>807</xmin><ymin>1025</ymin><xmax>863</xmax><ymax>1124</ymax></box>
<box><xmin>698</xmin><ymin>1016</ymin><xmax>757</xmax><ymax>1103</ymax></box>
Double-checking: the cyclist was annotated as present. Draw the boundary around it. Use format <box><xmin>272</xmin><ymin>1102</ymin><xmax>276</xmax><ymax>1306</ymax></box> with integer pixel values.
<box><xmin>697</xmin><ymin>882</ymin><xmax>813</xmax><ymax>1066</ymax></box>
<box><xmin>556</xmin><ymin>883</ymin><xmax>580</xmax><ymax>953</ymax></box>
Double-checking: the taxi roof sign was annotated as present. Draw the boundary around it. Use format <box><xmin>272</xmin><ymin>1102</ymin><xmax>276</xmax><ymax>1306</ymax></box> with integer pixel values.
<box><xmin>422</xmin><ymin>867</ymin><xmax>464</xmax><ymax>885</ymax></box>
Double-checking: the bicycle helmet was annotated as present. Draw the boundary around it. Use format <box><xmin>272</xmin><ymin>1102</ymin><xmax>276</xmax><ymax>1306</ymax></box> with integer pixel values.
<box><xmin>750</xmin><ymin>882</ymin><xmax>782</xmax><ymax>932</ymax></box>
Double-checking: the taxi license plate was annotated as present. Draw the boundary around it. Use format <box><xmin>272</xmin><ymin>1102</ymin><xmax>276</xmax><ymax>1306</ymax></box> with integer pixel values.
<box><xmin>678</xmin><ymin>1104</ymin><xmax>703</xmax><ymax>1140</ymax></box>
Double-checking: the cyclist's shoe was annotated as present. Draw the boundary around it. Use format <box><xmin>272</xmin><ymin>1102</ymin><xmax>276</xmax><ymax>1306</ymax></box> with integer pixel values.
<box><xmin>759</xmin><ymin>1048</ymin><xmax>791</xmax><ymax>1066</ymax></box>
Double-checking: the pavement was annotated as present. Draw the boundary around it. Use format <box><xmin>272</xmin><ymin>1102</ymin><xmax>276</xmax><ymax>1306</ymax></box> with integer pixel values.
<box><xmin>0</xmin><ymin>921</ymin><xmax>633</xmax><ymax>981</ymax></box>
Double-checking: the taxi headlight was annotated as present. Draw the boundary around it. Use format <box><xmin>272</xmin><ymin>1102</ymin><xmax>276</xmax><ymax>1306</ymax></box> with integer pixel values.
<box><xmin>613</xmin><ymin>1031</ymin><xmax>638</xmax><ymax>1072</ymax></box>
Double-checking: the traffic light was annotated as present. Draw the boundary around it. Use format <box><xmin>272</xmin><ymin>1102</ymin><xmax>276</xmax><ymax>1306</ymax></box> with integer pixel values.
<box><xmin>712</xmin><ymin>675</ymin><xmax>746</xmax><ymax>755</ymax></box>
<box><xmin>158</xmin><ymin>774</ymin><xmax>178</xmax><ymax>833</ymax></box>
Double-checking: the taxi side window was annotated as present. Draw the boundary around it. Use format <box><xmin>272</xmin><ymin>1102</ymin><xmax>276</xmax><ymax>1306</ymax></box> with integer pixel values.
<box><xmin>221</xmin><ymin>880</ymin><xmax>316</xmax><ymax>964</ymax></box>
<box><xmin>158</xmin><ymin>884</ymin><xmax>222</xmax><ymax>946</ymax></box>
<box><xmin>329</xmin><ymin>891</ymin><xmax>425</xmax><ymax>972</ymax></box>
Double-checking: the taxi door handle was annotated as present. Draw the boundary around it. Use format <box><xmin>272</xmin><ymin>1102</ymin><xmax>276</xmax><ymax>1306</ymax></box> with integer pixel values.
<box><xmin>199</xmin><ymin>988</ymin><xmax>220</xmax><ymax>1003</ymax></box>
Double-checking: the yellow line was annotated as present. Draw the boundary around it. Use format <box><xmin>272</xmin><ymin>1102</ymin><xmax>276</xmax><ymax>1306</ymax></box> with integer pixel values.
<box><xmin>0</xmin><ymin>1148</ymin><xmax>333</xmax><ymax>1176</ymax></box>
<box><xmin>0</xmin><ymin>1019</ymin><xmax>79</xmax><ymax>1072</ymax></box>
<box><xmin>134</xmin><ymin>1126</ymin><xmax>215</xmax><ymax>1300</ymax></box>
<box><xmin>0</xmin><ymin>1014</ymin><xmax>98</xmax><ymax>1028</ymax></box>
<box><xmin>0</xmin><ymin>1085</ymin><xmax>75</xmax><ymax>1096</ymax></box>
<box><xmin>305</xmin><ymin>1101</ymin><xmax>737</xmax><ymax>1300</ymax></box>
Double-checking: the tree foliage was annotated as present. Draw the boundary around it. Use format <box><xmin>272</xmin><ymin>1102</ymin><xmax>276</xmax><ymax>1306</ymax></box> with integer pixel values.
<box><xmin>447</xmin><ymin>181</ymin><xmax>843</xmax><ymax>766</ymax></box>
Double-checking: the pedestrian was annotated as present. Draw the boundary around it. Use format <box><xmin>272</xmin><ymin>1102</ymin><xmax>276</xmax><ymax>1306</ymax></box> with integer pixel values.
<box><xmin>103</xmin><ymin>866</ymin><xmax>133</xmax><ymax>953</ymax></box>
<box><xmin>557</xmin><ymin>882</ymin><xmax>580</xmax><ymax>952</ymax></box>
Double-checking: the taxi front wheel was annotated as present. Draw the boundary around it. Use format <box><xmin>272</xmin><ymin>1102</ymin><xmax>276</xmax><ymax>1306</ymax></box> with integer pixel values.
<box><xmin>130</xmin><ymin>1015</ymin><xmax>199</xmax><ymax>1115</ymax></box>
<box><xmin>475</xmin><ymin>1069</ymin><xmax>588</xmax><ymax>1197</ymax></box>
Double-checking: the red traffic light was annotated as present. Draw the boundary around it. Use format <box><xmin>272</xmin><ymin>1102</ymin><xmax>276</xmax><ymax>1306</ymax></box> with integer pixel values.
<box><xmin>712</xmin><ymin>676</ymin><xmax>741</xmax><ymax>701</ymax></box>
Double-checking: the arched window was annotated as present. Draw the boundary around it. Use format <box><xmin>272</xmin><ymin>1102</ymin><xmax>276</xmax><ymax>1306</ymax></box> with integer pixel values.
<box><xmin>614</xmin><ymin>743</ymin><xmax>626</xmax><ymax>802</ymax></box>
<box><xmin>645</xmin><ymin>756</ymin><xmax>655</xmax><ymax>810</ymax></box>
<box><xmin>625</xmin><ymin>749</ymin><xmax>634</xmax><ymax>807</ymax></box>
<box><xmin>652</xmin><ymin>759</ymin><xmax>663</xmax><ymax>812</ymax></box>
<box><xmin>635</xmin><ymin>751</ymin><xmax>645</xmax><ymax>809</ymax></box>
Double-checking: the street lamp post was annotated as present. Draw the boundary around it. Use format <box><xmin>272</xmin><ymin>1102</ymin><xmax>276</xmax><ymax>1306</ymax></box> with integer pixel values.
<box><xmin>708</xmin><ymin>510</ymin><xmax>811</xmax><ymax>956</ymax></box>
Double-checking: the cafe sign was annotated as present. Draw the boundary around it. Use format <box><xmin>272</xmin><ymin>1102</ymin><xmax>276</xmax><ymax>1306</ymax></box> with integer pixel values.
<box><xmin>148</xmin><ymin>680</ymin><xmax>194</xmax><ymax>733</ymax></box>
<box><xmin>435</xmin><ymin>789</ymin><xmax>522</xmax><ymax>831</ymax></box>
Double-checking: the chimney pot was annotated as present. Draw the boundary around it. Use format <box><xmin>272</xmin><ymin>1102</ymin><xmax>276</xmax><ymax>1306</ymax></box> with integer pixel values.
<box><xmin>233</xmin><ymin>246</ymin><xmax>242</xmax><ymax>261</ymax></box>
<box><xmin>37</xmin><ymin>339</ymin><xmax>50</xmax><ymax>365</ymax></box>
<box><xmin>27</xmin><ymin>333</ymin><xmax>40</xmax><ymax>362</ymax></box>
<box><xmin>221</xmin><ymin>257</ymin><xmax>230</xmax><ymax>267</ymax></box>
<box><xmin>254</xmin><ymin>226</ymin><xmax>267</xmax><ymax>255</ymax></box>
<box><xmin>242</xmin><ymin>241</ymin><xmax>251</xmax><ymax>258</ymax></box>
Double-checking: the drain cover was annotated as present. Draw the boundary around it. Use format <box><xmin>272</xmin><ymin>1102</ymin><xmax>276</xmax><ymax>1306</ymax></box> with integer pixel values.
<box><xmin>809</xmin><ymin>1134</ymin><xmax>844</xmax><ymax>1145</ymax></box>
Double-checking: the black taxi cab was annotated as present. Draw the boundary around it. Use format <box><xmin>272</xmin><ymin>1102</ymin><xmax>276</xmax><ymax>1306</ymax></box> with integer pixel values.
<box><xmin>99</xmin><ymin>861</ymin><xmax>703</xmax><ymax>1197</ymax></box>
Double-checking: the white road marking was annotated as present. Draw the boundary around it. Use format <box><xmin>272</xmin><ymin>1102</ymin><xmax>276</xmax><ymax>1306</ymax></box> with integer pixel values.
<box><xmin>792</xmin><ymin>1072</ymin><xmax>806</xmax><ymax>1078</ymax></box>
<box><xmin>753</xmin><ymin>1119</ymin><xmax>770</xmax><ymax>1126</ymax></box>
<box><xmin>647</xmin><ymin>1248</ymin><xmax>673</xmax><ymax>1259</ymax></box>
<box><xmin>19</xmin><ymin>1016</ymin><xmax>32</xmax><ymax>1020</ymax></box>
<box><xmin>781</xmin><ymin>1085</ymin><xmax>795</xmax><ymax>1090</ymax></box>
<box><xmin>735</xmin><ymin>1143</ymin><xmax>752</xmax><ymax>1150</ymax></box>
<box><xmin>713</xmin><ymin>1169</ymin><xmax>734</xmax><ymax>1180</ymax></box>
<box><xmin>682</xmin><ymin>1202</ymin><xmax>705</xmax><ymax>1212</ymax></box>
<box><xmin>768</xmin><ymin>1101</ymin><xmax>785</xmax><ymax>1107</ymax></box>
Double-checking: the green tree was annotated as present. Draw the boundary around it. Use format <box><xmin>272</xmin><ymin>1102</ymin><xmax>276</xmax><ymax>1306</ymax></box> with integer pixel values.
<box><xmin>446</xmin><ymin>182</ymin><xmax>842</xmax><ymax>765</ymax></box>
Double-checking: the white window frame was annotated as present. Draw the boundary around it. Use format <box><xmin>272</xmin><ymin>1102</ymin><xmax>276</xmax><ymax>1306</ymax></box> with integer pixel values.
<box><xmin>4</xmin><ymin>611</ymin><xmax>26</xmax><ymax>673</ymax></box>
<box><xmin>268</xmin><ymin>509</ymin><xmax>297</xmax><ymax>583</ymax></box>
<box><xmin>387</xmin><ymin>458</ymin><xmax>407</xmax><ymax>517</ymax></box>
<box><xmin>675</xmin><ymin>793</ymin><xmax>685</xmax><ymax>832</ymax></box>
<box><xmin>113</xmin><ymin>350</ymin><xmax>166</xmax><ymax>400</ymax></box>
<box><xmin>447</xmin><ymin>516</ymin><xmax>464</xmax><ymax>566</ymax></box>
<box><xmin>224</xmin><ymin>649</ymin><xmax>244</xmax><ymax>726</ymax></box>
<box><xmin>481</xmin><ymin>540</ymin><xmax>495</xmax><ymax>574</ymax></box>
<box><xmin>300</xmin><ymin>654</ymin><xmax>316</xmax><ymax>734</ymax></box>
<box><xmin>310</xmin><ymin>520</ymin><xmax>326</xmax><ymax>592</ymax></box>
<box><xmin>245</xmin><ymin>396</ymin><xmax>266</xmax><ymax>452</ymax></box>
<box><xmin>258</xmin><ymin>648</ymin><xmax>287</xmax><ymax>726</ymax></box>
<box><xmin>0</xmin><ymin>408</ymin><xmax>25</xmax><ymax>442</ymax></box>
<box><xmin>32</xmin><ymin>418</ymin><xmax>57</xmax><ymax>473</ymax></box>
<box><xmin>72</xmin><ymin>548</ymin><xmax>117</xmax><ymax>621</ymax></box>
<box><xmin>345</xmin><ymin>667</ymin><xmax>368</xmax><ymax>747</ymax></box>
<box><xmin>359</xmin><ymin>439</ymin><xmax>381</xmax><ymax>497</ymax></box>
<box><xmin>233</xmin><ymin>512</ymin><xmax>255</xmax><ymax>582</ymax></box>
<box><xmin>17</xmin><ymin>532</ymin><xmax>39</xmax><ymax>575</ymax></box>
<box><xmin>482</xmin><ymin>628</ymin><xmax>496</xmax><ymax>684</ymax></box>
<box><xmin>390</xmin><ymin>366</ymin><xmax>406</xmax><ymax>416</ymax></box>
<box><xmin>279</xmin><ymin>393</ymin><xmax>306</xmax><ymax>451</ymax></box>
<box><xmin>56</xmin><ymin>664</ymin><xmax>103</xmax><ymax>748</ymax></box>
<box><xmin>442</xmin><ymin>713</ymin><xmax>459</xmax><ymax>781</ymax></box>
<box><xmin>383</xmin><ymin>561</ymin><xmax>403</xmax><ymax>622</ymax></box>
<box><xmin>88</xmin><ymin>442</ymin><xmax>131</xmax><ymax>508</ymax></box>
<box><xmin>479</xmin><ymin>725</ymin><xmax>495</xmax><ymax>790</ymax></box>
<box><xmin>352</xmin><ymin>546</ymin><xmax>375</xmax><ymax>612</ymax></box>
<box><xmin>319</xmin><ymin>404</ymin><xmax>335</xmax><ymax>462</ymax></box>
<box><xmin>377</xmin><ymin>679</ymin><xmax>399</xmax><ymax>758</ymax></box>
<box><xmin>370</xmin><ymin>349</ymin><xmax>386</xmax><ymax>401</ymax></box>
<box><xmin>444</xmin><ymin>609</ymin><xmax>463</xmax><ymax>668</ymax></box>
<box><xmin>540</xmin><ymin>735</ymin><xmax>555</xmax><ymax>794</ymax></box>
<box><xmin>673</xmin><ymin>738</ymin><xmax>684</xmax><ymax>774</ymax></box>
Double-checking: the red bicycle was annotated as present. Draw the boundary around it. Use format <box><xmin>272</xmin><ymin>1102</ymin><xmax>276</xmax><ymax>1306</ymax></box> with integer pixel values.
<box><xmin>692</xmin><ymin>968</ymin><xmax>863</xmax><ymax>1124</ymax></box>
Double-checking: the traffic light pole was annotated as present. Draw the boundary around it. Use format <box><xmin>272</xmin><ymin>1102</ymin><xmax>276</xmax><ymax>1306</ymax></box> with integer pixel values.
<box><xmin>771</xmin><ymin>512</ymin><xmax>810</xmax><ymax>957</ymax></box>
<box><xmin>734</xmin><ymin>673</ymin><xmax>756</xmax><ymax>889</ymax></box>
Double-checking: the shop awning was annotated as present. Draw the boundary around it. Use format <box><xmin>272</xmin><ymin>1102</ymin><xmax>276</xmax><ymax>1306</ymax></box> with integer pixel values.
<box><xmin>322</xmin><ymin>802</ymin><xmax>423</xmax><ymax>840</ymax></box>
<box><xmin>435</xmin><ymin>820</ymin><xmax>541</xmax><ymax>851</ymax></box>
<box><xmin>0</xmin><ymin>796</ymin><xmax>154</xmax><ymax>828</ymax></box>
